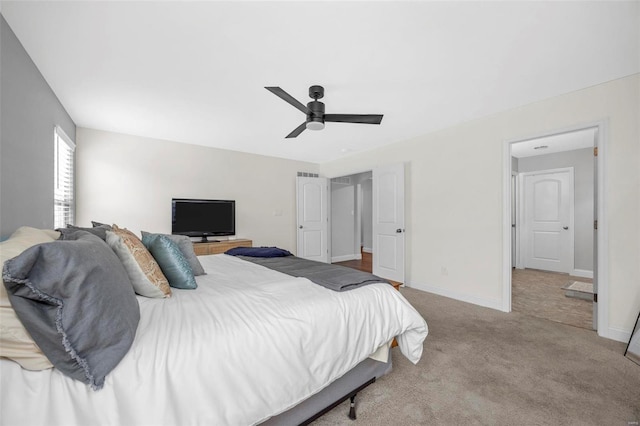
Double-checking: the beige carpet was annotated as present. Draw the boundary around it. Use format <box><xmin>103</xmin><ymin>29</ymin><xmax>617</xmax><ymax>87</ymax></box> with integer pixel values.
<box><xmin>512</xmin><ymin>269</ymin><xmax>593</xmax><ymax>329</ymax></box>
<box><xmin>312</xmin><ymin>288</ymin><xmax>640</xmax><ymax>425</ymax></box>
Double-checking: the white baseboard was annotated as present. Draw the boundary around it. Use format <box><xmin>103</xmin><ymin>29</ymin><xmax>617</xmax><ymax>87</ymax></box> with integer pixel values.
<box><xmin>407</xmin><ymin>281</ymin><xmax>503</xmax><ymax>311</ymax></box>
<box><xmin>331</xmin><ymin>254</ymin><xmax>361</xmax><ymax>263</ymax></box>
<box><xmin>571</xmin><ymin>269</ymin><xmax>593</xmax><ymax>279</ymax></box>
<box><xmin>362</xmin><ymin>247</ymin><xmax>372</xmax><ymax>254</ymax></box>
<box><xmin>599</xmin><ymin>326</ymin><xmax>632</xmax><ymax>343</ymax></box>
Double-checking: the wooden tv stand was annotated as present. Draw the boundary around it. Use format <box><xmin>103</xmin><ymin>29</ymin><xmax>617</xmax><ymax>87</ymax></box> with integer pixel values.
<box><xmin>192</xmin><ymin>239</ymin><xmax>253</xmax><ymax>256</ymax></box>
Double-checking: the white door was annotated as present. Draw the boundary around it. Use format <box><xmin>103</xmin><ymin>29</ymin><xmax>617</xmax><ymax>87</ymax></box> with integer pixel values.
<box><xmin>522</xmin><ymin>168</ymin><xmax>574</xmax><ymax>273</ymax></box>
<box><xmin>372</xmin><ymin>163</ymin><xmax>405</xmax><ymax>282</ymax></box>
<box><xmin>296</xmin><ymin>176</ymin><xmax>328</xmax><ymax>263</ymax></box>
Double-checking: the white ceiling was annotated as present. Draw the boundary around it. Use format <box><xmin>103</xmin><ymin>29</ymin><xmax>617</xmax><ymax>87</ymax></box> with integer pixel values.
<box><xmin>2</xmin><ymin>1</ymin><xmax>638</xmax><ymax>164</ymax></box>
<box><xmin>511</xmin><ymin>127</ymin><xmax>596</xmax><ymax>159</ymax></box>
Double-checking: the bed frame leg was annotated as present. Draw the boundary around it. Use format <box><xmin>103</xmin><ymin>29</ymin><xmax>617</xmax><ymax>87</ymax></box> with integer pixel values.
<box><xmin>348</xmin><ymin>395</ymin><xmax>357</xmax><ymax>420</ymax></box>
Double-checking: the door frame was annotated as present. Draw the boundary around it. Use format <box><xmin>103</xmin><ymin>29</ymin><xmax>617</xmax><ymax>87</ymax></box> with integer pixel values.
<box><xmin>511</xmin><ymin>171</ymin><xmax>521</xmax><ymax>269</ymax></box>
<box><xmin>502</xmin><ymin>120</ymin><xmax>609</xmax><ymax>339</ymax></box>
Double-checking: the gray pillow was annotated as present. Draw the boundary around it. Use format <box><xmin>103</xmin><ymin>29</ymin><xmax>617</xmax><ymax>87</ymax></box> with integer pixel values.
<box><xmin>141</xmin><ymin>231</ymin><xmax>205</xmax><ymax>276</ymax></box>
<box><xmin>91</xmin><ymin>221</ymin><xmax>112</xmax><ymax>229</ymax></box>
<box><xmin>58</xmin><ymin>224</ymin><xmax>112</xmax><ymax>241</ymax></box>
<box><xmin>2</xmin><ymin>231</ymin><xmax>139</xmax><ymax>390</ymax></box>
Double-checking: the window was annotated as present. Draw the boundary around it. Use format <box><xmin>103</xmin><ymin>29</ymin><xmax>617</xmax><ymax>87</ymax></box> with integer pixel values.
<box><xmin>54</xmin><ymin>127</ymin><xmax>75</xmax><ymax>229</ymax></box>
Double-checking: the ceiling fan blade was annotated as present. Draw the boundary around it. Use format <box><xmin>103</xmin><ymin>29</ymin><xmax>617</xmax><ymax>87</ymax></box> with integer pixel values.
<box><xmin>265</xmin><ymin>87</ymin><xmax>311</xmax><ymax>115</ymax></box>
<box><xmin>324</xmin><ymin>114</ymin><xmax>383</xmax><ymax>125</ymax></box>
<box><xmin>285</xmin><ymin>122</ymin><xmax>307</xmax><ymax>138</ymax></box>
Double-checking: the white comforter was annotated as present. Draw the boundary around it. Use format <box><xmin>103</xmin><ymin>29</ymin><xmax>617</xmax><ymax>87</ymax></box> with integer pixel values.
<box><xmin>0</xmin><ymin>254</ymin><xmax>428</xmax><ymax>426</ymax></box>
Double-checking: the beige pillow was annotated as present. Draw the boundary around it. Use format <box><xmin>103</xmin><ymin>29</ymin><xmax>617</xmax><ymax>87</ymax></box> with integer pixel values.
<box><xmin>1</xmin><ymin>227</ymin><xmax>59</xmax><ymax>370</ymax></box>
<box><xmin>106</xmin><ymin>225</ymin><xmax>171</xmax><ymax>298</ymax></box>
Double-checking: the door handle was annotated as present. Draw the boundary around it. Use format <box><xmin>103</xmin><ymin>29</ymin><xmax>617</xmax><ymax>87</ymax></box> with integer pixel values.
<box><xmin>299</xmin><ymin>225</ymin><xmax>303</xmax><ymax>229</ymax></box>
<box><xmin>396</xmin><ymin>228</ymin><xmax>405</xmax><ymax>233</ymax></box>
<box><xmin>563</xmin><ymin>226</ymin><xmax>569</xmax><ymax>230</ymax></box>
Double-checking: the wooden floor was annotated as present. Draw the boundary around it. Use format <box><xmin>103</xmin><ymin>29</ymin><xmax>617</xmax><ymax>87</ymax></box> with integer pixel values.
<box><xmin>334</xmin><ymin>251</ymin><xmax>372</xmax><ymax>273</ymax></box>
<box><xmin>512</xmin><ymin>268</ymin><xmax>593</xmax><ymax>330</ymax></box>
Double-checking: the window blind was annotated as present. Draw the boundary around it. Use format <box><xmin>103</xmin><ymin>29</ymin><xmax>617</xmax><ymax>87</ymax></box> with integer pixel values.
<box><xmin>54</xmin><ymin>127</ymin><xmax>75</xmax><ymax>229</ymax></box>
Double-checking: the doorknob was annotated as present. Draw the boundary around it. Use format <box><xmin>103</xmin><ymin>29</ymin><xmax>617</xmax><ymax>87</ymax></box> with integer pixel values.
<box><xmin>563</xmin><ymin>226</ymin><xmax>569</xmax><ymax>230</ymax></box>
<box><xmin>396</xmin><ymin>228</ymin><xmax>405</xmax><ymax>233</ymax></box>
<box><xmin>299</xmin><ymin>225</ymin><xmax>303</xmax><ymax>229</ymax></box>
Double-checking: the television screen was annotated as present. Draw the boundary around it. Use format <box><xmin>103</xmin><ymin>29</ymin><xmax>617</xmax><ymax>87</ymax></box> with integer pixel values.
<box><xmin>172</xmin><ymin>199</ymin><xmax>235</xmax><ymax>241</ymax></box>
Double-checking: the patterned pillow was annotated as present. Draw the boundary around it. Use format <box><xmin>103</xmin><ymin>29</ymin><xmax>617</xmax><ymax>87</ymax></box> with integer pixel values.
<box><xmin>105</xmin><ymin>226</ymin><xmax>171</xmax><ymax>298</ymax></box>
<box><xmin>146</xmin><ymin>235</ymin><xmax>197</xmax><ymax>289</ymax></box>
<box><xmin>141</xmin><ymin>231</ymin><xmax>205</xmax><ymax>276</ymax></box>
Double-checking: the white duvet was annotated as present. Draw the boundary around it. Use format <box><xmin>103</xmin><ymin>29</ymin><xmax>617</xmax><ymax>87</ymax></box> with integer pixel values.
<box><xmin>0</xmin><ymin>254</ymin><xmax>428</xmax><ymax>426</ymax></box>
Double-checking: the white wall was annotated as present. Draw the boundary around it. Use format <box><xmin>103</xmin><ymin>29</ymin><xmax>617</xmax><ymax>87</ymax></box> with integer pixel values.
<box><xmin>518</xmin><ymin>148</ymin><xmax>594</xmax><ymax>274</ymax></box>
<box><xmin>76</xmin><ymin>128</ymin><xmax>319</xmax><ymax>253</ymax></box>
<box><xmin>320</xmin><ymin>74</ymin><xmax>640</xmax><ymax>341</ymax></box>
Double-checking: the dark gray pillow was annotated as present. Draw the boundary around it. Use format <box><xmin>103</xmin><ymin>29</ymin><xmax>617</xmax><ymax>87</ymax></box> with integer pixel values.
<box><xmin>57</xmin><ymin>224</ymin><xmax>112</xmax><ymax>241</ymax></box>
<box><xmin>141</xmin><ymin>231</ymin><xmax>205</xmax><ymax>276</ymax></box>
<box><xmin>91</xmin><ymin>221</ymin><xmax>112</xmax><ymax>229</ymax></box>
<box><xmin>2</xmin><ymin>231</ymin><xmax>139</xmax><ymax>390</ymax></box>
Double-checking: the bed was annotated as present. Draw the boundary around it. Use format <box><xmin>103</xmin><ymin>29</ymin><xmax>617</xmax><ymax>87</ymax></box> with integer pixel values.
<box><xmin>0</xmin><ymin>227</ymin><xmax>428</xmax><ymax>425</ymax></box>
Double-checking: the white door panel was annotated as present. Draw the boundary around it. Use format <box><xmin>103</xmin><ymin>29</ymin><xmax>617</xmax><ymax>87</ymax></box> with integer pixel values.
<box><xmin>523</xmin><ymin>169</ymin><xmax>574</xmax><ymax>273</ymax></box>
<box><xmin>302</xmin><ymin>230</ymin><xmax>322</xmax><ymax>257</ymax></box>
<box><xmin>296</xmin><ymin>177</ymin><xmax>328</xmax><ymax>263</ymax></box>
<box><xmin>373</xmin><ymin>163</ymin><xmax>405</xmax><ymax>282</ymax></box>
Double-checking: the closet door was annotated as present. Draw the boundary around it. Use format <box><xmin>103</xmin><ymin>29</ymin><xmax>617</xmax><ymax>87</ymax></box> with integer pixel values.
<box><xmin>296</xmin><ymin>176</ymin><xmax>328</xmax><ymax>263</ymax></box>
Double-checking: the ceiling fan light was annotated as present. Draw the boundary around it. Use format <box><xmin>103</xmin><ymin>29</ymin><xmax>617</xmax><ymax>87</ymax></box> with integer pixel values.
<box><xmin>306</xmin><ymin>121</ymin><xmax>325</xmax><ymax>131</ymax></box>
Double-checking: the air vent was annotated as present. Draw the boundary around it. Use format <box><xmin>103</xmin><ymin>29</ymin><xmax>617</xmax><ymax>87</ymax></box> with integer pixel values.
<box><xmin>331</xmin><ymin>177</ymin><xmax>351</xmax><ymax>185</ymax></box>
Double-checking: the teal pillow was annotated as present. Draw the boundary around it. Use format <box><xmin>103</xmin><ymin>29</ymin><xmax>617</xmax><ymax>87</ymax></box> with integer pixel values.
<box><xmin>146</xmin><ymin>235</ymin><xmax>197</xmax><ymax>289</ymax></box>
<box><xmin>141</xmin><ymin>231</ymin><xmax>206</xmax><ymax>276</ymax></box>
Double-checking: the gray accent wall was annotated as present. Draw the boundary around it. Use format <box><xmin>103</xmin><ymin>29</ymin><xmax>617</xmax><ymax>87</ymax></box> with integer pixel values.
<box><xmin>518</xmin><ymin>148</ymin><xmax>594</xmax><ymax>272</ymax></box>
<box><xmin>0</xmin><ymin>16</ymin><xmax>76</xmax><ymax>239</ymax></box>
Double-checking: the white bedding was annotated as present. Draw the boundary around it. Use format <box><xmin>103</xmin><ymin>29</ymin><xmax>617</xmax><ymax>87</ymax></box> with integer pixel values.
<box><xmin>0</xmin><ymin>254</ymin><xmax>428</xmax><ymax>425</ymax></box>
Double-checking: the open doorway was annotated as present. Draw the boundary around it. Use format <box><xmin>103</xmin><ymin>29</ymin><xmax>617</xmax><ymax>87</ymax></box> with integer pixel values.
<box><xmin>326</xmin><ymin>163</ymin><xmax>406</xmax><ymax>284</ymax></box>
<box><xmin>329</xmin><ymin>171</ymin><xmax>373</xmax><ymax>273</ymax></box>
<box><xmin>509</xmin><ymin>127</ymin><xmax>597</xmax><ymax>330</ymax></box>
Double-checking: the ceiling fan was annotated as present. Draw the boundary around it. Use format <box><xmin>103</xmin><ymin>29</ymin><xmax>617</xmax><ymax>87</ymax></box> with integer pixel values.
<box><xmin>265</xmin><ymin>85</ymin><xmax>384</xmax><ymax>138</ymax></box>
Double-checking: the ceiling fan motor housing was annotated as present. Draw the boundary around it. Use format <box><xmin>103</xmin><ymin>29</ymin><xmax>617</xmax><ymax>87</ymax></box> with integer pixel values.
<box><xmin>309</xmin><ymin>85</ymin><xmax>324</xmax><ymax>100</ymax></box>
<box><xmin>306</xmin><ymin>100</ymin><xmax>325</xmax><ymax>130</ymax></box>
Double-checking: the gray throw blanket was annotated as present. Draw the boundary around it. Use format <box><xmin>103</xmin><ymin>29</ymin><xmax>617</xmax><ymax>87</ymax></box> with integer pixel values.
<box><xmin>237</xmin><ymin>255</ymin><xmax>390</xmax><ymax>291</ymax></box>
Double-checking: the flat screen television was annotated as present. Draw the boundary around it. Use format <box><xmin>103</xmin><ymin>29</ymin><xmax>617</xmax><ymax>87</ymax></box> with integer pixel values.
<box><xmin>171</xmin><ymin>198</ymin><xmax>235</xmax><ymax>242</ymax></box>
